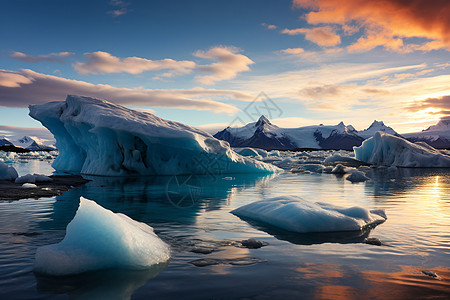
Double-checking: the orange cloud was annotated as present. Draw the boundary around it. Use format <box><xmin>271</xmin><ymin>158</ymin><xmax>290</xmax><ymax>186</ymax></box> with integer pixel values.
<box><xmin>293</xmin><ymin>0</ymin><xmax>450</xmax><ymax>51</ymax></box>
<box><xmin>74</xmin><ymin>51</ymin><xmax>196</xmax><ymax>76</ymax></box>
<box><xmin>281</xmin><ymin>26</ymin><xmax>341</xmax><ymax>47</ymax></box>
<box><xmin>280</xmin><ymin>48</ymin><xmax>305</xmax><ymax>54</ymax></box>
<box><xmin>194</xmin><ymin>46</ymin><xmax>254</xmax><ymax>85</ymax></box>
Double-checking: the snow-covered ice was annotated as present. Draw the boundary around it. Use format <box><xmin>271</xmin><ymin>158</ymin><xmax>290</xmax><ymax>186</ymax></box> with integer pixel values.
<box><xmin>29</xmin><ymin>95</ymin><xmax>278</xmax><ymax>176</ymax></box>
<box><xmin>21</xmin><ymin>183</ymin><xmax>38</xmax><ymax>188</ymax></box>
<box><xmin>354</xmin><ymin>132</ymin><xmax>450</xmax><ymax>167</ymax></box>
<box><xmin>232</xmin><ymin>196</ymin><xmax>387</xmax><ymax>233</ymax></box>
<box><xmin>34</xmin><ymin>197</ymin><xmax>170</xmax><ymax>276</ymax></box>
<box><xmin>0</xmin><ymin>161</ymin><xmax>18</xmax><ymax>181</ymax></box>
<box><xmin>15</xmin><ymin>173</ymin><xmax>53</xmax><ymax>184</ymax></box>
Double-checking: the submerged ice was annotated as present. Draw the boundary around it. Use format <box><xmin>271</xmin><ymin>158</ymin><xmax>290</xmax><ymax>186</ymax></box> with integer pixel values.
<box><xmin>232</xmin><ymin>195</ymin><xmax>386</xmax><ymax>233</ymax></box>
<box><xmin>354</xmin><ymin>132</ymin><xmax>450</xmax><ymax>167</ymax></box>
<box><xmin>34</xmin><ymin>197</ymin><xmax>170</xmax><ymax>276</ymax></box>
<box><xmin>29</xmin><ymin>95</ymin><xmax>278</xmax><ymax>176</ymax></box>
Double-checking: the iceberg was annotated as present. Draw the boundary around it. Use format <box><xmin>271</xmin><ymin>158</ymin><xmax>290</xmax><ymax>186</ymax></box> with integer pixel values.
<box><xmin>346</xmin><ymin>170</ymin><xmax>370</xmax><ymax>182</ymax></box>
<box><xmin>0</xmin><ymin>161</ymin><xmax>18</xmax><ymax>181</ymax></box>
<box><xmin>354</xmin><ymin>132</ymin><xmax>450</xmax><ymax>167</ymax></box>
<box><xmin>232</xmin><ymin>196</ymin><xmax>386</xmax><ymax>233</ymax></box>
<box><xmin>34</xmin><ymin>197</ymin><xmax>170</xmax><ymax>276</ymax></box>
<box><xmin>29</xmin><ymin>95</ymin><xmax>278</xmax><ymax>176</ymax></box>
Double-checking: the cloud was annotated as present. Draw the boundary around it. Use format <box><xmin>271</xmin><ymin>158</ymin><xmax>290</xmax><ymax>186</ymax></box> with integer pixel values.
<box><xmin>107</xmin><ymin>0</ymin><xmax>130</xmax><ymax>17</ymax></box>
<box><xmin>408</xmin><ymin>95</ymin><xmax>450</xmax><ymax>115</ymax></box>
<box><xmin>279</xmin><ymin>48</ymin><xmax>305</xmax><ymax>55</ymax></box>
<box><xmin>0</xmin><ymin>69</ymin><xmax>259</xmax><ymax>114</ymax></box>
<box><xmin>0</xmin><ymin>125</ymin><xmax>55</xmax><ymax>143</ymax></box>
<box><xmin>194</xmin><ymin>46</ymin><xmax>255</xmax><ymax>85</ymax></box>
<box><xmin>281</xmin><ymin>26</ymin><xmax>341</xmax><ymax>47</ymax></box>
<box><xmin>74</xmin><ymin>51</ymin><xmax>196</xmax><ymax>76</ymax></box>
<box><xmin>10</xmin><ymin>51</ymin><xmax>73</xmax><ymax>64</ymax></box>
<box><xmin>261</xmin><ymin>23</ymin><xmax>277</xmax><ymax>30</ymax></box>
<box><xmin>293</xmin><ymin>0</ymin><xmax>450</xmax><ymax>51</ymax></box>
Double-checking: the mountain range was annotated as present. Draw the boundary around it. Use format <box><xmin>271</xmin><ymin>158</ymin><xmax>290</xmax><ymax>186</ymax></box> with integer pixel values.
<box><xmin>213</xmin><ymin>116</ymin><xmax>449</xmax><ymax>150</ymax></box>
<box><xmin>0</xmin><ymin>136</ymin><xmax>55</xmax><ymax>151</ymax></box>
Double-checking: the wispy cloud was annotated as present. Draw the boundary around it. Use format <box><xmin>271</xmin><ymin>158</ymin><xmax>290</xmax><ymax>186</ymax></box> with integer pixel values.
<box><xmin>10</xmin><ymin>51</ymin><xmax>73</xmax><ymax>64</ymax></box>
<box><xmin>107</xmin><ymin>0</ymin><xmax>130</xmax><ymax>17</ymax></box>
<box><xmin>293</xmin><ymin>0</ymin><xmax>450</xmax><ymax>52</ymax></box>
<box><xmin>0</xmin><ymin>69</ymin><xmax>259</xmax><ymax>114</ymax></box>
<box><xmin>281</xmin><ymin>26</ymin><xmax>341</xmax><ymax>47</ymax></box>
<box><xmin>194</xmin><ymin>46</ymin><xmax>254</xmax><ymax>85</ymax></box>
<box><xmin>0</xmin><ymin>125</ymin><xmax>55</xmax><ymax>142</ymax></box>
<box><xmin>261</xmin><ymin>23</ymin><xmax>277</xmax><ymax>30</ymax></box>
<box><xmin>74</xmin><ymin>51</ymin><xmax>196</xmax><ymax>76</ymax></box>
<box><xmin>279</xmin><ymin>48</ymin><xmax>305</xmax><ymax>55</ymax></box>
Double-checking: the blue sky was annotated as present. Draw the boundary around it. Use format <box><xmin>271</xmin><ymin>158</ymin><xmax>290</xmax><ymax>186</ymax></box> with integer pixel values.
<box><xmin>1</xmin><ymin>0</ymin><xmax>449</xmax><ymax>140</ymax></box>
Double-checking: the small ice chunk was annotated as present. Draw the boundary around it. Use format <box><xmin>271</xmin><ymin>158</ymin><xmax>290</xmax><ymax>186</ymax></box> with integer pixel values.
<box><xmin>232</xmin><ymin>195</ymin><xmax>387</xmax><ymax>233</ymax></box>
<box><xmin>331</xmin><ymin>164</ymin><xmax>347</xmax><ymax>174</ymax></box>
<box><xmin>236</xmin><ymin>147</ymin><xmax>260</xmax><ymax>157</ymax></box>
<box><xmin>422</xmin><ymin>270</ymin><xmax>442</xmax><ymax>280</ymax></box>
<box><xmin>346</xmin><ymin>170</ymin><xmax>370</xmax><ymax>182</ymax></box>
<box><xmin>22</xmin><ymin>183</ymin><xmax>38</xmax><ymax>188</ymax></box>
<box><xmin>34</xmin><ymin>197</ymin><xmax>170</xmax><ymax>276</ymax></box>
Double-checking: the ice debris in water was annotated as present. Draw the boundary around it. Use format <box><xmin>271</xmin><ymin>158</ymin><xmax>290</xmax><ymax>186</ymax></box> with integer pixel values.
<box><xmin>15</xmin><ymin>173</ymin><xmax>53</xmax><ymax>184</ymax></box>
<box><xmin>346</xmin><ymin>170</ymin><xmax>370</xmax><ymax>183</ymax></box>
<box><xmin>232</xmin><ymin>195</ymin><xmax>387</xmax><ymax>233</ymax></box>
<box><xmin>34</xmin><ymin>197</ymin><xmax>170</xmax><ymax>276</ymax></box>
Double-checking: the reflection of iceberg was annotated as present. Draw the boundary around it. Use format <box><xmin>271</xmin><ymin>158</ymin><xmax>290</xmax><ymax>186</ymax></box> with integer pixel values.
<box><xmin>35</xmin><ymin>197</ymin><xmax>170</xmax><ymax>276</ymax></box>
<box><xmin>232</xmin><ymin>196</ymin><xmax>386</xmax><ymax>233</ymax></box>
<box><xmin>35</xmin><ymin>264</ymin><xmax>167</xmax><ymax>300</ymax></box>
<box><xmin>40</xmin><ymin>173</ymin><xmax>276</xmax><ymax>230</ymax></box>
<box><xmin>240</xmin><ymin>217</ymin><xmax>372</xmax><ymax>245</ymax></box>
<box><xmin>354</xmin><ymin>132</ymin><xmax>450</xmax><ymax>167</ymax></box>
<box><xmin>29</xmin><ymin>95</ymin><xmax>278</xmax><ymax>175</ymax></box>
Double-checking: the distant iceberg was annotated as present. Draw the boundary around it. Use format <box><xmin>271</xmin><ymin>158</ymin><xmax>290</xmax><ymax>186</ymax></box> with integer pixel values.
<box><xmin>29</xmin><ymin>95</ymin><xmax>278</xmax><ymax>176</ymax></box>
<box><xmin>34</xmin><ymin>197</ymin><xmax>170</xmax><ymax>276</ymax></box>
<box><xmin>354</xmin><ymin>132</ymin><xmax>450</xmax><ymax>167</ymax></box>
<box><xmin>232</xmin><ymin>195</ymin><xmax>386</xmax><ymax>233</ymax></box>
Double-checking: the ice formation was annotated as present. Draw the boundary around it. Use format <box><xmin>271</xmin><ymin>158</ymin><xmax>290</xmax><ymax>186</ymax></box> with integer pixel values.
<box><xmin>15</xmin><ymin>173</ymin><xmax>53</xmax><ymax>184</ymax></box>
<box><xmin>232</xmin><ymin>196</ymin><xmax>386</xmax><ymax>233</ymax></box>
<box><xmin>346</xmin><ymin>170</ymin><xmax>370</xmax><ymax>182</ymax></box>
<box><xmin>22</xmin><ymin>183</ymin><xmax>38</xmax><ymax>188</ymax></box>
<box><xmin>0</xmin><ymin>161</ymin><xmax>18</xmax><ymax>180</ymax></box>
<box><xmin>354</xmin><ymin>132</ymin><xmax>450</xmax><ymax>167</ymax></box>
<box><xmin>29</xmin><ymin>95</ymin><xmax>278</xmax><ymax>176</ymax></box>
<box><xmin>34</xmin><ymin>197</ymin><xmax>170</xmax><ymax>276</ymax></box>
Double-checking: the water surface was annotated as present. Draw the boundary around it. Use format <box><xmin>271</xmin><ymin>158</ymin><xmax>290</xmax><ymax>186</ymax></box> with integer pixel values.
<box><xmin>0</xmin><ymin>161</ymin><xmax>449</xmax><ymax>299</ymax></box>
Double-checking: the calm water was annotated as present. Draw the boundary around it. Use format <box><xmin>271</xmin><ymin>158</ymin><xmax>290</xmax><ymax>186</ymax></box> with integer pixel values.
<box><xmin>1</xmin><ymin>160</ymin><xmax>449</xmax><ymax>299</ymax></box>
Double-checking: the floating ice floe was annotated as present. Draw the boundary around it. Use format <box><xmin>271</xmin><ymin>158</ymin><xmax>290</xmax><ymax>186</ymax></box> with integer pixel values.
<box><xmin>34</xmin><ymin>197</ymin><xmax>170</xmax><ymax>276</ymax></box>
<box><xmin>29</xmin><ymin>95</ymin><xmax>279</xmax><ymax>176</ymax></box>
<box><xmin>232</xmin><ymin>196</ymin><xmax>386</xmax><ymax>233</ymax></box>
<box><xmin>354</xmin><ymin>132</ymin><xmax>450</xmax><ymax>167</ymax></box>
<box><xmin>346</xmin><ymin>170</ymin><xmax>370</xmax><ymax>182</ymax></box>
<box><xmin>15</xmin><ymin>173</ymin><xmax>53</xmax><ymax>184</ymax></box>
<box><xmin>22</xmin><ymin>183</ymin><xmax>38</xmax><ymax>188</ymax></box>
<box><xmin>0</xmin><ymin>161</ymin><xmax>18</xmax><ymax>181</ymax></box>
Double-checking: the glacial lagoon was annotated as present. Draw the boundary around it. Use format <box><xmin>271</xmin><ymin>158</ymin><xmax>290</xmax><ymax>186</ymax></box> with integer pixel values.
<box><xmin>1</xmin><ymin>159</ymin><xmax>449</xmax><ymax>299</ymax></box>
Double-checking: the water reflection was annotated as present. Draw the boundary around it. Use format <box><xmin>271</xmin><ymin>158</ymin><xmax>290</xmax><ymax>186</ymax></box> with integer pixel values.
<box><xmin>236</xmin><ymin>217</ymin><xmax>374</xmax><ymax>245</ymax></box>
<box><xmin>35</xmin><ymin>262</ymin><xmax>168</xmax><ymax>300</ymax></box>
<box><xmin>38</xmin><ymin>173</ymin><xmax>275</xmax><ymax>230</ymax></box>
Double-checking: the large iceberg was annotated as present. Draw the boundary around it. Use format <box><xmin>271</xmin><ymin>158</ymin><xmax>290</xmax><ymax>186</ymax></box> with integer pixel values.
<box><xmin>232</xmin><ymin>196</ymin><xmax>386</xmax><ymax>233</ymax></box>
<box><xmin>29</xmin><ymin>95</ymin><xmax>278</xmax><ymax>176</ymax></box>
<box><xmin>0</xmin><ymin>161</ymin><xmax>18</xmax><ymax>181</ymax></box>
<box><xmin>34</xmin><ymin>197</ymin><xmax>170</xmax><ymax>276</ymax></box>
<box><xmin>354</xmin><ymin>132</ymin><xmax>450</xmax><ymax>167</ymax></box>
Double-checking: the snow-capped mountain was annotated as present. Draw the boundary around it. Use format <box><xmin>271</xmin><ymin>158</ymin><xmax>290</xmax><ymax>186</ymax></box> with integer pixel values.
<box><xmin>214</xmin><ymin>116</ymin><xmax>364</xmax><ymax>150</ymax></box>
<box><xmin>0</xmin><ymin>137</ymin><xmax>13</xmax><ymax>147</ymax></box>
<box><xmin>12</xmin><ymin>136</ymin><xmax>55</xmax><ymax>151</ymax></box>
<box><xmin>357</xmin><ymin>120</ymin><xmax>399</xmax><ymax>139</ymax></box>
<box><xmin>403</xmin><ymin>117</ymin><xmax>450</xmax><ymax>149</ymax></box>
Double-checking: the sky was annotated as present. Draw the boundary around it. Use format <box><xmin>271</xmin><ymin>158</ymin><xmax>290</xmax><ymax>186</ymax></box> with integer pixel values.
<box><xmin>1</xmin><ymin>0</ymin><xmax>449</xmax><ymax>141</ymax></box>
